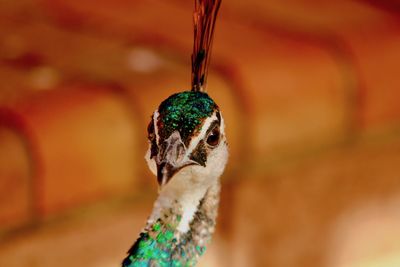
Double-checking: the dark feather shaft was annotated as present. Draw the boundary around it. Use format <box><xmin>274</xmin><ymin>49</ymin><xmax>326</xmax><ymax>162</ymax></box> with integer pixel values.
<box><xmin>191</xmin><ymin>0</ymin><xmax>222</xmax><ymax>92</ymax></box>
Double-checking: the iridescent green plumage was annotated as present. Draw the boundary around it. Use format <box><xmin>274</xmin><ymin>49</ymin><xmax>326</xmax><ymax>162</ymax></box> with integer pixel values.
<box><xmin>158</xmin><ymin>91</ymin><xmax>217</xmax><ymax>143</ymax></box>
<box><xmin>123</xmin><ymin>213</ymin><xmax>208</xmax><ymax>267</ymax></box>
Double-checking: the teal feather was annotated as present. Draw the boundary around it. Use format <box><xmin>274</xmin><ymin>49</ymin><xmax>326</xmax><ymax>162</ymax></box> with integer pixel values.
<box><xmin>158</xmin><ymin>91</ymin><xmax>217</xmax><ymax>143</ymax></box>
<box><xmin>122</xmin><ymin>219</ymin><xmax>206</xmax><ymax>267</ymax></box>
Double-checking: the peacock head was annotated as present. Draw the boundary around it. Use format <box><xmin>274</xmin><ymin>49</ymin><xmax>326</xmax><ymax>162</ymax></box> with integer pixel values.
<box><xmin>145</xmin><ymin>91</ymin><xmax>228</xmax><ymax>191</ymax></box>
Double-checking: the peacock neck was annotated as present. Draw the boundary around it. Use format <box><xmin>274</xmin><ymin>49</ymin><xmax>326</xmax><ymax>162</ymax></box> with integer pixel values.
<box><xmin>148</xmin><ymin>179</ymin><xmax>221</xmax><ymax>248</ymax></box>
<box><xmin>123</xmin><ymin>181</ymin><xmax>220</xmax><ymax>267</ymax></box>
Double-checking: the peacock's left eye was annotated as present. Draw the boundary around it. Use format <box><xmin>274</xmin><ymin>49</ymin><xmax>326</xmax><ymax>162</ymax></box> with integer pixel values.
<box><xmin>147</xmin><ymin>120</ymin><xmax>156</xmax><ymax>142</ymax></box>
<box><xmin>206</xmin><ymin>125</ymin><xmax>220</xmax><ymax>147</ymax></box>
<box><xmin>147</xmin><ymin>120</ymin><xmax>158</xmax><ymax>158</ymax></box>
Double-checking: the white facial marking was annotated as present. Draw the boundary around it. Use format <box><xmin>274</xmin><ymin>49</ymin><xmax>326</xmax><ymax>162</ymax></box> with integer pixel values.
<box><xmin>219</xmin><ymin>111</ymin><xmax>225</xmax><ymax>134</ymax></box>
<box><xmin>153</xmin><ymin>110</ymin><xmax>160</xmax><ymax>144</ymax></box>
<box><xmin>185</xmin><ymin>111</ymin><xmax>218</xmax><ymax>156</ymax></box>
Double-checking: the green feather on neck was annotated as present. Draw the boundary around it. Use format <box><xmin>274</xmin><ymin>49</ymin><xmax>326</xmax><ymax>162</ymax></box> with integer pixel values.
<box><xmin>122</xmin><ymin>207</ymin><xmax>208</xmax><ymax>267</ymax></box>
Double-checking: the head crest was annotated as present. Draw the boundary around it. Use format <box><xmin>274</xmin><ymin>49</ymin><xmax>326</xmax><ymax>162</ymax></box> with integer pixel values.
<box><xmin>191</xmin><ymin>0</ymin><xmax>222</xmax><ymax>92</ymax></box>
<box><xmin>157</xmin><ymin>91</ymin><xmax>218</xmax><ymax>142</ymax></box>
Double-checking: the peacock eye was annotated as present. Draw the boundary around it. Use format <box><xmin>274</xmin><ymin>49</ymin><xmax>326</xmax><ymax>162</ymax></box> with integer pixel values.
<box><xmin>206</xmin><ymin>126</ymin><xmax>220</xmax><ymax>147</ymax></box>
<box><xmin>147</xmin><ymin>119</ymin><xmax>158</xmax><ymax>158</ymax></box>
<box><xmin>147</xmin><ymin>120</ymin><xmax>156</xmax><ymax>142</ymax></box>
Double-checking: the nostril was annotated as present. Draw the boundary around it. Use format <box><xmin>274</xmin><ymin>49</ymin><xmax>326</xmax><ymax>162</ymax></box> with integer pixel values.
<box><xmin>174</xmin><ymin>143</ymin><xmax>185</xmax><ymax>163</ymax></box>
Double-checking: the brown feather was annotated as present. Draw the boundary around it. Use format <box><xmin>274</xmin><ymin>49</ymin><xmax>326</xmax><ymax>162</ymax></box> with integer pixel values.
<box><xmin>191</xmin><ymin>0</ymin><xmax>222</xmax><ymax>92</ymax></box>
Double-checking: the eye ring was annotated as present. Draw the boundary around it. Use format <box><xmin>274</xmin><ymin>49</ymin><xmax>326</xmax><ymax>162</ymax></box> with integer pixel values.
<box><xmin>206</xmin><ymin>125</ymin><xmax>220</xmax><ymax>147</ymax></box>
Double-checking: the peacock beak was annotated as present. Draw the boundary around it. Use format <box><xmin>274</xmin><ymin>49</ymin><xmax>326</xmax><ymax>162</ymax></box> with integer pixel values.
<box><xmin>156</xmin><ymin>131</ymin><xmax>199</xmax><ymax>187</ymax></box>
<box><xmin>156</xmin><ymin>162</ymin><xmax>178</xmax><ymax>187</ymax></box>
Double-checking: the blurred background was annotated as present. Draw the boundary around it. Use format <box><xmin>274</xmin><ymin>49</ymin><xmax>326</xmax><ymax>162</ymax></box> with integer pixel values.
<box><xmin>1</xmin><ymin>0</ymin><xmax>400</xmax><ymax>266</ymax></box>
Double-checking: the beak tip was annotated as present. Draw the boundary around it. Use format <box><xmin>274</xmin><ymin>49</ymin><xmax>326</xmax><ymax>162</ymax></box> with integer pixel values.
<box><xmin>156</xmin><ymin>160</ymin><xmax>202</xmax><ymax>187</ymax></box>
<box><xmin>157</xmin><ymin>162</ymin><xmax>173</xmax><ymax>187</ymax></box>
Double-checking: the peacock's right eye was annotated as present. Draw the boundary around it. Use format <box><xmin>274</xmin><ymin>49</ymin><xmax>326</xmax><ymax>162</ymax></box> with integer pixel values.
<box><xmin>206</xmin><ymin>125</ymin><xmax>220</xmax><ymax>147</ymax></box>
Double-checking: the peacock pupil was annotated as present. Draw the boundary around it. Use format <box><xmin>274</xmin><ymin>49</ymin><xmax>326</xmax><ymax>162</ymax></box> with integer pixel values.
<box><xmin>206</xmin><ymin>126</ymin><xmax>220</xmax><ymax>147</ymax></box>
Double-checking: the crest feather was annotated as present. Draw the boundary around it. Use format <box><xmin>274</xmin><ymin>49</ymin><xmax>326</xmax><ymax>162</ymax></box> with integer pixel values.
<box><xmin>191</xmin><ymin>0</ymin><xmax>222</xmax><ymax>92</ymax></box>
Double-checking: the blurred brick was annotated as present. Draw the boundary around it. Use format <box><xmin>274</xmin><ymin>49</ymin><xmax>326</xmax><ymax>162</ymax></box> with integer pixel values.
<box><xmin>218</xmin><ymin>0</ymin><xmax>400</xmax><ymax>151</ymax></box>
<box><xmin>215</xmin><ymin>25</ymin><xmax>348</xmax><ymax>158</ymax></box>
<box><xmin>231</xmin><ymin>138</ymin><xmax>400</xmax><ymax>267</ymax></box>
<box><xmin>326</xmin><ymin>197</ymin><xmax>400</xmax><ymax>267</ymax></box>
<box><xmin>0</xmin><ymin>200</ymin><xmax>153</xmax><ymax>267</ymax></box>
<box><xmin>12</xmin><ymin>85</ymin><xmax>139</xmax><ymax>217</ymax></box>
<box><xmin>0</xmin><ymin>126</ymin><xmax>31</xmax><ymax>231</ymax></box>
<box><xmin>338</xmin><ymin>24</ymin><xmax>400</xmax><ymax>130</ymax></box>
<box><xmin>226</xmin><ymin>0</ymin><xmax>390</xmax><ymax>31</ymax></box>
<box><xmin>223</xmin><ymin>0</ymin><xmax>400</xmax><ymax>131</ymax></box>
<box><xmin>219</xmin><ymin>21</ymin><xmax>348</xmax><ymax>160</ymax></box>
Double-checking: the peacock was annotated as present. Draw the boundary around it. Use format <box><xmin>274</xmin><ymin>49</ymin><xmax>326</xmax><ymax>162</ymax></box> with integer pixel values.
<box><xmin>122</xmin><ymin>0</ymin><xmax>227</xmax><ymax>266</ymax></box>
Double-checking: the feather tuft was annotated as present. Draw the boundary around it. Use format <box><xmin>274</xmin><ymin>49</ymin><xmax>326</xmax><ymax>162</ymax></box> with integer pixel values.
<box><xmin>191</xmin><ymin>0</ymin><xmax>222</xmax><ymax>92</ymax></box>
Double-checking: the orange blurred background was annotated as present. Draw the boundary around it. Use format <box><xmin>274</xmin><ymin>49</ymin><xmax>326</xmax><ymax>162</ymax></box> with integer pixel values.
<box><xmin>1</xmin><ymin>0</ymin><xmax>400</xmax><ymax>266</ymax></box>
